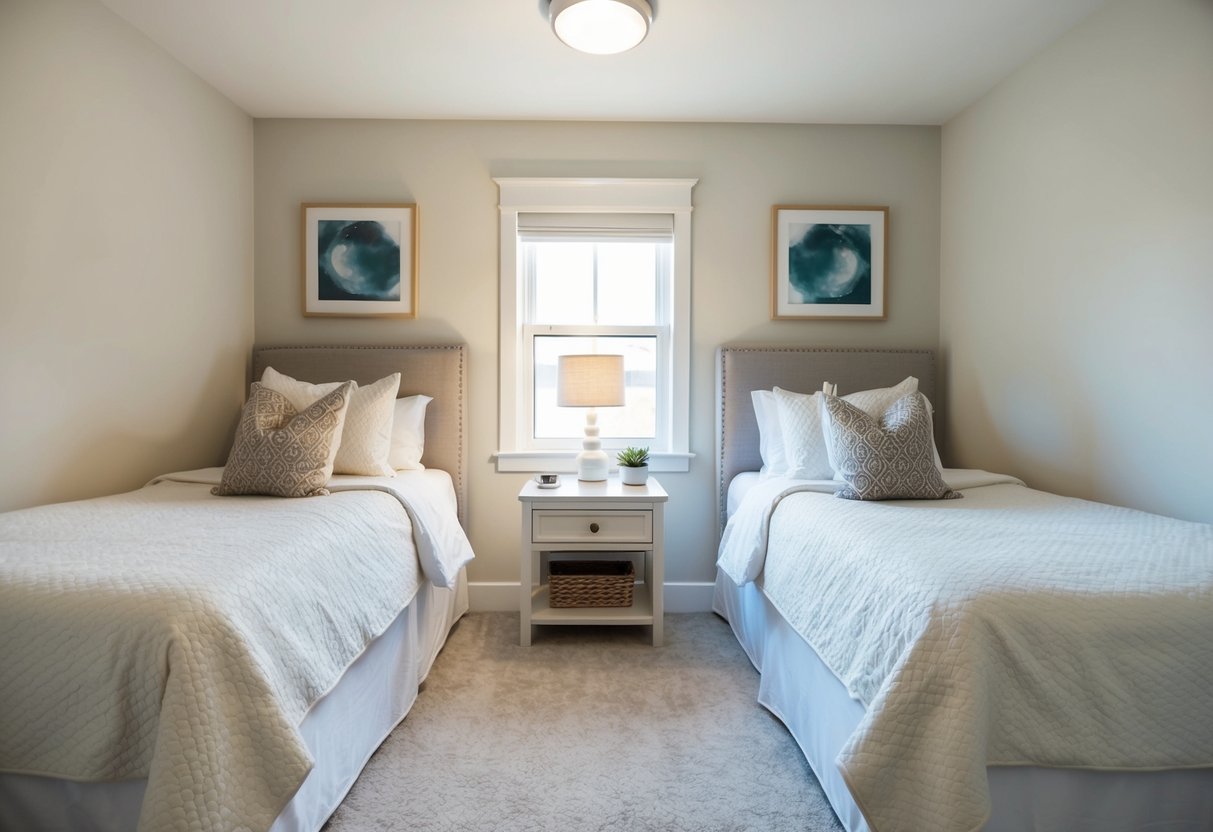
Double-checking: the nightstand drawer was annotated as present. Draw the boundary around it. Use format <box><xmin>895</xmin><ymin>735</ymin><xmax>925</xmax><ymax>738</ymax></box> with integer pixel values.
<box><xmin>532</xmin><ymin>510</ymin><xmax>653</xmax><ymax>544</ymax></box>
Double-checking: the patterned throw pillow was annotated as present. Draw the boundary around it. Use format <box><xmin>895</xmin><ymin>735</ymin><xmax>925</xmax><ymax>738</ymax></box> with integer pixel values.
<box><xmin>821</xmin><ymin>391</ymin><xmax>960</xmax><ymax>501</ymax></box>
<box><xmin>213</xmin><ymin>382</ymin><xmax>353</xmax><ymax>498</ymax></box>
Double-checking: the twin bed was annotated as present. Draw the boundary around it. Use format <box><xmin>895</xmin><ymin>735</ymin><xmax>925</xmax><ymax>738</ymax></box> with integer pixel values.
<box><xmin>0</xmin><ymin>345</ymin><xmax>472</xmax><ymax>832</ymax></box>
<box><xmin>713</xmin><ymin>346</ymin><xmax>1213</xmax><ymax>832</ymax></box>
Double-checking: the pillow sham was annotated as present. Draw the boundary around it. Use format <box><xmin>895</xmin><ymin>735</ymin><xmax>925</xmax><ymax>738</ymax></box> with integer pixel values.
<box><xmin>772</xmin><ymin>386</ymin><xmax>832</xmax><ymax>480</ymax></box>
<box><xmin>820</xmin><ymin>391</ymin><xmax>960</xmax><ymax>501</ymax></box>
<box><xmin>751</xmin><ymin>390</ymin><xmax>788</xmax><ymax>477</ymax></box>
<box><xmin>261</xmin><ymin>367</ymin><xmax>400</xmax><ymax>477</ymax></box>
<box><xmin>213</xmin><ymin>382</ymin><xmax>353</xmax><ymax>498</ymax></box>
<box><xmin>389</xmin><ymin>394</ymin><xmax>432</xmax><ymax>471</ymax></box>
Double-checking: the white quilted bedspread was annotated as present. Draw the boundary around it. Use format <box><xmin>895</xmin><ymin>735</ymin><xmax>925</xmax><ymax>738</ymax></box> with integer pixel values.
<box><xmin>0</xmin><ymin>468</ymin><xmax>473</xmax><ymax>832</ymax></box>
<box><xmin>718</xmin><ymin>472</ymin><xmax>1213</xmax><ymax>832</ymax></box>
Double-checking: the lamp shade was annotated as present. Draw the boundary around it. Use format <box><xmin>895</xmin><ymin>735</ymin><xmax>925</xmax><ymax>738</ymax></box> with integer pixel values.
<box><xmin>549</xmin><ymin>0</ymin><xmax>653</xmax><ymax>55</ymax></box>
<box><xmin>557</xmin><ymin>354</ymin><xmax>625</xmax><ymax>408</ymax></box>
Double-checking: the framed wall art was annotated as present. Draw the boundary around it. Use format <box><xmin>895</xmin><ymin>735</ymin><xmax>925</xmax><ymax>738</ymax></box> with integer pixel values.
<box><xmin>771</xmin><ymin>205</ymin><xmax>887</xmax><ymax>320</ymax></box>
<box><xmin>302</xmin><ymin>203</ymin><xmax>418</xmax><ymax>318</ymax></box>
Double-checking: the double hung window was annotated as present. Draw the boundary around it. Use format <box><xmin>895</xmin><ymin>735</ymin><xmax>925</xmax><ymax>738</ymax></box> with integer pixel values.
<box><xmin>495</xmin><ymin>179</ymin><xmax>695</xmax><ymax>472</ymax></box>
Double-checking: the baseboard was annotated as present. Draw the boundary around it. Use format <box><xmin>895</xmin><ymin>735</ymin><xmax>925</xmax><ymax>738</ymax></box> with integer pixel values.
<box><xmin>663</xmin><ymin>582</ymin><xmax>717</xmax><ymax>612</ymax></box>
<box><xmin>467</xmin><ymin>582</ymin><xmax>521</xmax><ymax>612</ymax></box>
<box><xmin>468</xmin><ymin>581</ymin><xmax>716</xmax><ymax>613</ymax></box>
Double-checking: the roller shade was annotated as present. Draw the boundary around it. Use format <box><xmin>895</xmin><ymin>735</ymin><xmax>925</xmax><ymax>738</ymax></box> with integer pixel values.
<box><xmin>519</xmin><ymin>212</ymin><xmax>674</xmax><ymax>242</ymax></box>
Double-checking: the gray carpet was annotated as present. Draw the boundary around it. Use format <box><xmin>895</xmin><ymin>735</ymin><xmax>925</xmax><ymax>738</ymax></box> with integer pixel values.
<box><xmin>324</xmin><ymin>612</ymin><xmax>845</xmax><ymax>832</ymax></box>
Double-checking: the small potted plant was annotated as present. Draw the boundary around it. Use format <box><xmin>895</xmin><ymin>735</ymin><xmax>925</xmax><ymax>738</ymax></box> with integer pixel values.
<box><xmin>616</xmin><ymin>446</ymin><xmax>650</xmax><ymax>486</ymax></box>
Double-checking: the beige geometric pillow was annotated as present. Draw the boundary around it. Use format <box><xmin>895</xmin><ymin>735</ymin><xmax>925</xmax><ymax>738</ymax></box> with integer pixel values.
<box><xmin>821</xmin><ymin>391</ymin><xmax>960</xmax><ymax>501</ymax></box>
<box><xmin>212</xmin><ymin>382</ymin><xmax>353</xmax><ymax>498</ymax></box>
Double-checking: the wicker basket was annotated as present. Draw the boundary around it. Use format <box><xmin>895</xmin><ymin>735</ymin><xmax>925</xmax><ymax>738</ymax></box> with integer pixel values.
<box><xmin>549</xmin><ymin>560</ymin><xmax>635</xmax><ymax>608</ymax></box>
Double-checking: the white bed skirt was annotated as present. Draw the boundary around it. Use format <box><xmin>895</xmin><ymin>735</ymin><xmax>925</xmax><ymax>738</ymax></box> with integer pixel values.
<box><xmin>0</xmin><ymin>573</ymin><xmax>468</xmax><ymax>832</ymax></box>
<box><xmin>713</xmin><ymin>570</ymin><xmax>1213</xmax><ymax>832</ymax></box>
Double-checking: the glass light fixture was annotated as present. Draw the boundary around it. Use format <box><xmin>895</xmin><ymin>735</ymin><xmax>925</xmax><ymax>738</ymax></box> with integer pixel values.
<box><xmin>549</xmin><ymin>0</ymin><xmax>653</xmax><ymax>55</ymax></box>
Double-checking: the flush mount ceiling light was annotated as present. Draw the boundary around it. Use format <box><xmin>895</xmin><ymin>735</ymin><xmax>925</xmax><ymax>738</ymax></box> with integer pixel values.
<box><xmin>548</xmin><ymin>0</ymin><xmax>654</xmax><ymax>55</ymax></box>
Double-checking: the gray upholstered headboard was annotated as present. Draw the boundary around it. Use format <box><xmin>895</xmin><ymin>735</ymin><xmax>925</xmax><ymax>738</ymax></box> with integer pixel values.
<box><xmin>252</xmin><ymin>344</ymin><xmax>468</xmax><ymax>529</ymax></box>
<box><xmin>715</xmin><ymin>345</ymin><xmax>937</xmax><ymax>534</ymax></box>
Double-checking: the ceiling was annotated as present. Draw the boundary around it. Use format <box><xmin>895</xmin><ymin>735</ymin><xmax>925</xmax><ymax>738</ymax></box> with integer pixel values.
<box><xmin>99</xmin><ymin>0</ymin><xmax>1108</xmax><ymax>125</ymax></box>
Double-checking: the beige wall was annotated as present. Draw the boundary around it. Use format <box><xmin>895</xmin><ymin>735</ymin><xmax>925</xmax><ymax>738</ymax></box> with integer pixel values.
<box><xmin>0</xmin><ymin>0</ymin><xmax>254</xmax><ymax>511</ymax></box>
<box><xmin>941</xmin><ymin>0</ymin><xmax>1213</xmax><ymax>522</ymax></box>
<box><xmin>254</xmin><ymin>120</ymin><xmax>941</xmax><ymax>588</ymax></box>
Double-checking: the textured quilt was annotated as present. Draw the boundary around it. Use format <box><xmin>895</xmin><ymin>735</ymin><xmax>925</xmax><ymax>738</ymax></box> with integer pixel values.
<box><xmin>0</xmin><ymin>469</ymin><xmax>474</xmax><ymax>832</ymax></box>
<box><xmin>718</xmin><ymin>472</ymin><xmax>1213</xmax><ymax>832</ymax></box>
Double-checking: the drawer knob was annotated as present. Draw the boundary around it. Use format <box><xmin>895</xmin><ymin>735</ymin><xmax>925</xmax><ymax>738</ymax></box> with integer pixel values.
<box><xmin>589</xmin><ymin>522</ymin><xmax>600</xmax><ymax>533</ymax></box>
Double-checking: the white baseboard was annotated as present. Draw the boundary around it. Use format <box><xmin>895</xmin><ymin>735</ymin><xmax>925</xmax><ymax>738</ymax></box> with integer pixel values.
<box><xmin>663</xmin><ymin>582</ymin><xmax>717</xmax><ymax>613</ymax></box>
<box><xmin>467</xmin><ymin>582</ymin><xmax>521</xmax><ymax>612</ymax></box>
<box><xmin>468</xmin><ymin>581</ymin><xmax>716</xmax><ymax>613</ymax></box>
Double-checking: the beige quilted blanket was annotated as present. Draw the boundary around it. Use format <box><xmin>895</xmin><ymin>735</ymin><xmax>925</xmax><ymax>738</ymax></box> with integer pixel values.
<box><xmin>0</xmin><ymin>469</ymin><xmax>473</xmax><ymax>832</ymax></box>
<box><xmin>720</xmin><ymin>474</ymin><xmax>1213</xmax><ymax>832</ymax></box>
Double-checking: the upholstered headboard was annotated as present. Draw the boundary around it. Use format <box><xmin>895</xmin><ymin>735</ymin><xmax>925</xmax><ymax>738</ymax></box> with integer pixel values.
<box><xmin>715</xmin><ymin>345</ymin><xmax>937</xmax><ymax>534</ymax></box>
<box><xmin>252</xmin><ymin>344</ymin><xmax>468</xmax><ymax>528</ymax></box>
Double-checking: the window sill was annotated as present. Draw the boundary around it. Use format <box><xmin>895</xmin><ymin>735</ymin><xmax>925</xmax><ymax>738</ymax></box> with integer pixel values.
<box><xmin>494</xmin><ymin>451</ymin><xmax>693</xmax><ymax>474</ymax></box>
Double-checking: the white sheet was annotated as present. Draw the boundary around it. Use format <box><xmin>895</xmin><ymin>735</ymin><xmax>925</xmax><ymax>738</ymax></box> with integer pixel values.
<box><xmin>717</xmin><ymin>471</ymin><xmax>1213</xmax><ymax>832</ymax></box>
<box><xmin>0</xmin><ymin>470</ymin><xmax>474</xmax><ymax>832</ymax></box>
<box><xmin>725</xmin><ymin>471</ymin><xmax>761</xmax><ymax>518</ymax></box>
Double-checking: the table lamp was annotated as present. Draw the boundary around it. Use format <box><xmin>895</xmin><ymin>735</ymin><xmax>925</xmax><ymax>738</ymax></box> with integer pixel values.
<box><xmin>557</xmin><ymin>354</ymin><xmax>625</xmax><ymax>481</ymax></box>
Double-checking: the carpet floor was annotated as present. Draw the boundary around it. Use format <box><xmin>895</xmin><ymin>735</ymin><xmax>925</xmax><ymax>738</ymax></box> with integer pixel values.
<box><xmin>324</xmin><ymin>612</ymin><xmax>845</xmax><ymax>832</ymax></box>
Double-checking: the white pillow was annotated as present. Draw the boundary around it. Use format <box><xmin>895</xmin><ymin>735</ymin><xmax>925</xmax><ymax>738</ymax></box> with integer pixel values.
<box><xmin>772</xmin><ymin>386</ymin><xmax>834</xmax><ymax>480</ymax></box>
<box><xmin>260</xmin><ymin>367</ymin><xmax>400</xmax><ymax>477</ymax></box>
<box><xmin>751</xmin><ymin>390</ymin><xmax>788</xmax><ymax>477</ymax></box>
<box><xmin>389</xmin><ymin>394</ymin><xmax>432</xmax><ymax>471</ymax></box>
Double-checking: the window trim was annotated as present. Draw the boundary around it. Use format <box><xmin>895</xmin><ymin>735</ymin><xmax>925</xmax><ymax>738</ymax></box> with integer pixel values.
<box><xmin>494</xmin><ymin>178</ymin><xmax>697</xmax><ymax>474</ymax></box>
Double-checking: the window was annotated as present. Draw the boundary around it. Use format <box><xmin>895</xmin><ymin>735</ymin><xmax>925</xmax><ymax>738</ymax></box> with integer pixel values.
<box><xmin>495</xmin><ymin>179</ymin><xmax>696</xmax><ymax>473</ymax></box>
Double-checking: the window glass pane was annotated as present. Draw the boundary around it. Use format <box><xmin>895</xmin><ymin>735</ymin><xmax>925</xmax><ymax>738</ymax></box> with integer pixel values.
<box><xmin>534</xmin><ymin>335</ymin><xmax>657</xmax><ymax>440</ymax></box>
<box><xmin>531</xmin><ymin>243</ymin><xmax>594</xmax><ymax>325</ymax></box>
<box><xmin>596</xmin><ymin>243</ymin><xmax>658</xmax><ymax>325</ymax></box>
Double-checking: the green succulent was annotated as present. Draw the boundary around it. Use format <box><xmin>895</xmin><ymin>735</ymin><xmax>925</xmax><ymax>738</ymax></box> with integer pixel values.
<box><xmin>616</xmin><ymin>446</ymin><xmax>650</xmax><ymax>468</ymax></box>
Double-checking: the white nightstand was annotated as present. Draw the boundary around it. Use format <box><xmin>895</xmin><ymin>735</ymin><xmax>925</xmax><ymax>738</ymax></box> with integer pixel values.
<box><xmin>519</xmin><ymin>476</ymin><xmax>667</xmax><ymax>647</ymax></box>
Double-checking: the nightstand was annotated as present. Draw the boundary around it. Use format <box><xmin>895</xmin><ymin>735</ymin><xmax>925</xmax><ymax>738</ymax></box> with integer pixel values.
<box><xmin>519</xmin><ymin>476</ymin><xmax>667</xmax><ymax>646</ymax></box>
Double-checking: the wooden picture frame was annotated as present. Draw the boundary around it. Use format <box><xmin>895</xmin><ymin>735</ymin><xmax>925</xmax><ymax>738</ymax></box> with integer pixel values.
<box><xmin>771</xmin><ymin>205</ymin><xmax>887</xmax><ymax>320</ymax></box>
<box><xmin>302</xmin><ymin>203</ymin><xmax>418</xmax><ymax>318</ymax></box>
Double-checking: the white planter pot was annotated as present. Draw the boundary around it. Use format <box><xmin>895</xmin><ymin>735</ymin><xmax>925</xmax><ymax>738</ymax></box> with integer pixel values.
<box><xmin>619</xmin><ymin>465</ymin><xmax>649</xmax><ymax>486</ymax></box>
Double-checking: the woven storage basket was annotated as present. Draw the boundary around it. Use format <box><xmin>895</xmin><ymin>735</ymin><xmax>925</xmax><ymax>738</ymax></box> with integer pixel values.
<box><xmin>549</xmin><ymin>560</ymin><xmax>635</xmax><ymax>608</ymax></box>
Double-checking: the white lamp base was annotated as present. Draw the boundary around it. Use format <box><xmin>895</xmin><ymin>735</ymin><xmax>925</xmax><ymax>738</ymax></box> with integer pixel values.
<box><xmin>576</xmin><ymin>450</ymin><xmax>610</xmax><ymax>481</ymax></box>
<box><xmin>577</xmin><ymin>408</ymin><xmax>609</xmax><ymax>481</ymax></box>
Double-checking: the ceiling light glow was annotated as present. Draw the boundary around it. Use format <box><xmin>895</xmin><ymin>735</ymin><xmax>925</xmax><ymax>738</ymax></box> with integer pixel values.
<box><xmin>549</xmin><ymin>0</ymin><xmax>653</xmax><ymax>55</ymax></box>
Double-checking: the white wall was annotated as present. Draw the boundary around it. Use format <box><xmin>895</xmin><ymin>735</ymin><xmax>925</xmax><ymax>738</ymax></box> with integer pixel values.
<box><xmin>941</xmin><ymin>0</ymin><xmax>1213</xmax><ymax>523</ymax></box>
<box><xmin>254</xmin><ymin>120</ymin><xmax>941</xmax><ymax>596</ymax></box>
<box><xmin>0</xmin><ymin>0</ymin><xmax>254</xmax><ymax>511</ymax></box>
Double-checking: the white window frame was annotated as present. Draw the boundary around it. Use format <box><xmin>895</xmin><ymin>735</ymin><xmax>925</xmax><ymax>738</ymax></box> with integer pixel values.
<box><xmin>494</xmin><ymin>178</ymin><xmax>696</xmax><ymax>473</ymax></box>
